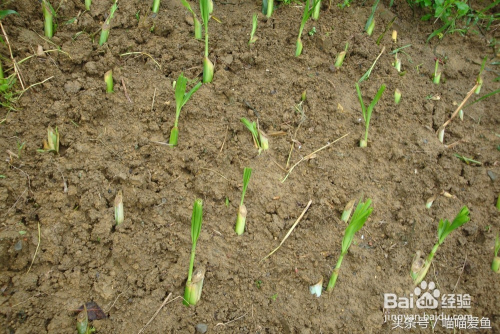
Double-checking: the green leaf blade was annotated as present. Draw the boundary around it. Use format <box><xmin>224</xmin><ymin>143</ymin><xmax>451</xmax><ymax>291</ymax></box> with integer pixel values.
<box><xmin>438</xmin><ymin>206</ymin><xmax>470</xmax><ymax>244</ymax></box>
<box><xmin>341</xmin><ymin>198</ymin><xmax>373</xmax><ymax>254</ymax></box>
<box><xmin>191</xmin><ymin>199</ymin><xmax>203</xmax><ymax>244</ymax></box>
<box><xmin>0</xmin><ymin>10</ymin><xmax>18</xmax><ymax>20</ymax></box>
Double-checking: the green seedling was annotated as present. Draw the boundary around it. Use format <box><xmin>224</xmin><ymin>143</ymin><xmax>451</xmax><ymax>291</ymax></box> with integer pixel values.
<box><xmin>358</xmin><ymin>46</ymin><xmax>385</xmax><ymax>83</ymax></box>
<box><xmin>492</xmin><ymin>235</ymin><xmax>500</xmax><ymax>273</ymax></box>
<box><xmin>308</xmin><ymin>27</ymin><xmax>316</xmax><ymax>36</ymax></box>
<box><xmin>394</xmin><ymin>54</ymin><xmax>401</xmax><ymax>72</ymax></box>
<box><xmin>235</xmin><ymin>167</ymin><xmax>252</xmax><ymax>235</ymax></box>
<box><xmin>41</xmin><ymin>0</ymin><xmax>55</xmax><ymax>39</ymax></box>
<box><xmin>262</xmin><ymin>0</ymin><xmax>274</xmax><ymax>18</ymax></box>
<box><xmin>376</xmin><ymin>17</ymin><xmax>396</xmax><ymax>45</ymax></box>
<box><xmin>104</xmin><ymin>70</ymin><xmax>113</xmax><ymax>93</ymax></box>
<box><xmin>365</xmin><ymin>0</ymin><xmax>379</xmax><ymax>35</ymax></box>
<box><xmin>327</xmin><ymin>198</ymin><xmax>373</xmax><ymax>293</ymax></box>
<box><xmin>85</xmin><ymin>0</ymin><xmax>91</xmax><ymax>10</ymax></box>
<box><xmin>270</xmin><ymin>293</ymin><xmax>278</xmax><ymax>301</ymax></box>
<box><xmin>341</xmin><ymin>199</ymin><xmax>355</xmax><ymax>223</ymax></box>
<box><xmin>180</xmin><ymin>0</ymin><xmax>202</xmax><ymax>39</ymax></box>
<box><xmin>169</xmin><ymin>73</ymin><xmax>202</xmax><ymax>146</ymax></box>
<box><xmin>475</xmin><ymin>57</ymin><xmax>487</xmax><ymax>94</ymax></box>
<box><xmin>454</xmin><ymin>153</ymin><xmax>481</xmax><ymax>165</ymax></box>
<box><xmin>249</xmin><ymin>13</ymin><xmax>258</xmax><ymax>45</ymax></box>
<box><xmin>240</xmin><ymin>117</ymin><xmax>268</xmax><ymax>153</ymax></box>
<box><xmin>394</xmin><ymin>88</ymin><xmax>401</xmax><ymax>105</ymax></box>
<box><xmin>38</xmin><ymin>126</ymin><xmax>59</xmax><ymax>153</ymax></box>
<box><xmin>99</xmin><ymin>1</ymin><xmax>118</xmax><ymax>46</ymax></box>
<box><xmin>200</xmin><ymin>0</ymin><xmax>213</xmax><ymax>83</ymax></box>
<box><xmin>76</xmin><ymin>305</ymin><xmax>95</xmax><ymax>334</ymax></box>
<box><xmin>16</xmin><ymin>140</ymin><xmax>26</xmax><ymax>157</ymax></box>
<box><xmin>366</xmin><ymin>19</ymin><xmax>375</xmax><ymax>36</ymax></box>
<box><xmin>411</xmin><ymin>206</ymin><xmax>470</xmax><ymax>285</ymax></box>
<box><xmin>295</xmin><ymin>0</ymin><xmax>321</xmax><ymax>57</ymax></box>
<box><xmin>312</xmin><ymin>0</ymin><xmax>321</xmax><ymax>20</ymax></box>
<box><xmin>356</xmin><ymin>83</ymin><xmax>386</xmax><ymax>147</ymax></box>
<box><xmin>114</xmin><ymin>190</ymin><xmax>124</xmax><ymax>225</ymax></box>
<box><xmin>335</xmin><ymin>43</ymin><xmax>348</xmax><ymax>69</ymax></box>
<box><xmin>433</xmin><ymin>59</ymin><xmax>441</xmax><ymax>84</ymax></box>
<box><xmin>497</xmin><ymin>194</ymin><xmax>500</xmax><ymax>211</ymax></box>
<box><xmin>152</xmin><ymin>0</ymin><xmax>160</xmax><ymax>14</ymax></box>
<box><xmin>184</xmin><ymin>199</ymin><xmax>204</xmax><ymax>306</ymax></box>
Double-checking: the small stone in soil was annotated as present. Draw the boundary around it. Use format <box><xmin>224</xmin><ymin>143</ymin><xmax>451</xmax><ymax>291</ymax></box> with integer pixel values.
<box><xmin>487</xmin><ymin>170</ymin><xmax>497</xmax><ymax>181</ymax></box>
<box><xmin>14</xmin><ymin>240</ymin><xmax>22</xmax><ymax>251</ymax></box>
<box><xmin>196</xmin><ymin>323</ymin><xmax>208</xmax><ymax>333</ymax></box>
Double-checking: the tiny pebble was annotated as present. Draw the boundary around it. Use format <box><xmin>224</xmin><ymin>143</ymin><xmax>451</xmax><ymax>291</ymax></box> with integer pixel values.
<box><xmin>487</xmin><ymin>170</ymin><xmax>497</xmax><ymax>181</ymax></box>
<box><xmin>196</xmin><ymin>323</ymin><xmax>208</xmax><ymax>333</ymax></box>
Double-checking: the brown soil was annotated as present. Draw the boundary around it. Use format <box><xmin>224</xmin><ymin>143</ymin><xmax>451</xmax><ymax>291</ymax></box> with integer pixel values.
<box><xmin>1</xmin><ymin>0</ymin><xmax>499</xmax><ymax>333</ymax></box>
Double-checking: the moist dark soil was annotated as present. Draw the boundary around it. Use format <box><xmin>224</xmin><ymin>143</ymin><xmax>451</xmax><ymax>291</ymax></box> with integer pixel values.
<box><xmin>0</xmin><ymin>0</ymin><xmax>499</xmax><ymax>333</ymax></box>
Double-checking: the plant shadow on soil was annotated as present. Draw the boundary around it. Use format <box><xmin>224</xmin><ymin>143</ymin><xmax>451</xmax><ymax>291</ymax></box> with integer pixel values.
<box><xmin>0</xmin><ymin>0</ymin><xmax>499</xmax><ymax>333</ymax></box>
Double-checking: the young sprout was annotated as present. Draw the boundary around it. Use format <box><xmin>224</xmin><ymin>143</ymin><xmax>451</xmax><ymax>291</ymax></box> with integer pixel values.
<box><xmin>366</xmin><ymin>19</ymin><xmax>375</xmax><ymax>36</ymax></box>
<box><xmin>114</xmin><ymin>190</ymin><xmax>124</xmax><ymax>225</ymax></box>
<box><xmin>334</xmin><ymin>43</ymin><xmax>348</xmax><ymax>69</ymax></box>
<box><xmin>104</xmin><ymin>70</ymin><xmax>113</xmax><ymax>93</ymax></box>
<box><xmin>475</xmin><ymin>57</ymin><xmax>487</xmax><ymax>94</ymax></box>
<box><xmin>365</xmin><ymin>0</ymin><xmax>379</xmax><ymax>36</ymax></box>
<box><xmin>433</xmin><ymin>59</ymin><xmax>441</xmax><ymax>84</ymax></box>
<box><xmin>312</xmin><ymin>0</ymin><xmax>321</xmax><ymax>20</ymax></box>
<box><xmin>200</xmin><ymin>0</ymin><xmax>213</xmax><ymax>83</ymax></box>
<box><xmin>392</xmin><ymin>30</ymin><xmax>397</xmax><ymax>43</ymax></box>
<box><xmin>394</xmin><ymin>88</ymin><xmax>401</xmax><ymax>105</ymax></box>
<box><xmin>152</xmin><ymin>0</ymin><xmax>160</xmax><ymax>14</ymax></box>
<box><xmin>341</xmin><ymin>199</ymin><xmax>355</xmax><ymax>223</ymax></box>
<box><xmin>76</xmin><ymin>305</ymin><xmax>95</xmax><ymax>334</ymax></box>
<box><xmin>85</xmin><ymin>0</ymin><xmax>91</xmax><ymax>10</ymax></box>
<box><xmin>295</xmin><ymin>0</ymin><xmax>321</xmax><ymax>57</ymax></box>
<box><xmin>240</xmin><ymin>118</ymin><xmax>268</xmax><ymax>153</ymax></box>
<box><xmin>411</xmin><ymin>206</ymin><xmax>470</xmax><ymax>285</ymax></box>
<box><xmin>235</xmin><ymin>167</ymin><xmax>252</xmax><ymax>235</ymax></box>
<box><xmin>356</xmin><ymin>83</ymin><xmax>386</xmax><ymax>147</ymax></box>
<box><xmin>184</xmin><ymin>199</ymin><xmax>204</xmax><ymax>306</ymax></box>
<box><xmin>41</xmin><ymin>0</ymin><xmax>55</xmax><ymax>39</ymax></box>
<box><xmin>99</xmin><ymin>1</ymin><xmax>118</xmax><ymax>46</ymax></box>
<box><xmin>39</xmin><ymin>126</ymin><xmax>59</xmax><ymax>154</ymax></box>
<box><xmin>309</xmin><ymin>277</ymin><xmax>323</xmax><ymax>297</ymax></box>
<box><xmin>497</xmin><ymin>194</ymin><xmax>500</xmax><ymax>211</ymax></box>
<box><xmin>425</xmin><ymin>194</ymin><xmax>437</xmax><ymax>209</ymax></box>
<box><xmin>394</xmin><ymin>54</ymin><xmax>401</xmax><ymax>72</ymax></box>
<box><xmin>262</xmin><ymin>0</ymin><xmax>273</xmax><ymax>18</ymax></box>
<box><xmin>249</xmin><ymin>13</ymin><xmax>258</xmax><ymax>45</ymax></box>
<box><xmin>259</xmin><ymin>130</ymin><xmax>269</xmax><ymax>150</ymax></box>
<box><xmin>180</xmin><ymin>0</ymin><xmax>202</xmax><ymax>39</ymax></box>
<box><xmin>327</xmin><ymin>198</ymin><xmax>373</xmax><ymax>293</ymax></box>
<box><xmin>169</xmin><ymin>73</ymin><xmax>202</xmax><ymax>146</ymax></box>
<box><xmin>492</xmin><ymin>235</ymin><xmax>500</xmax><ymax>273</ymax></box>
